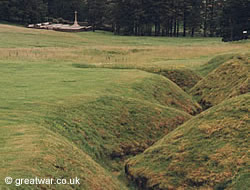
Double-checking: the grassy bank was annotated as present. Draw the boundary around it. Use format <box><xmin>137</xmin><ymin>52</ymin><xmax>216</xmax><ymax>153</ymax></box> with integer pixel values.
<box><xmin>126</xmin><ymin>93</ymin><xmax>250</xmax><ymax>190</ymax></box>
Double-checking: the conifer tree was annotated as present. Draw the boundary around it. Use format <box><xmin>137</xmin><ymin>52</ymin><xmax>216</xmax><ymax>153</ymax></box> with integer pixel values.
<box><xmin>221</xmin><ymin>0</ymin><xmax>249</xmax><ymax>41</ymax></box>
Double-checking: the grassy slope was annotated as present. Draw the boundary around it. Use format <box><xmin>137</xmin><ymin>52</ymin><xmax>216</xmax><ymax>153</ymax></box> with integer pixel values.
<box><xmin>74</xmin><ymin>64</ymin><xmax>203</xmax><ymax>92</ymax></box>
<box><xmin>43</xmin><ymin>94</ymin><xmax>193</xmax><ymax>169</ymax></box>
<box><xmin>39</xmin><ymin>73</ymin><xmax>201</xmax><ymax>171</ymax></box>
<box><xmin>125</xmin><ymin>93</ymin><xmax>250</xmax><ymax>190</ymax></box>
<box><xmin>190</xmin><ymin>55</ymin><xmax>249</xmax><ymax>109</ymax></box>
<box><xmin>0</xmin><ymin>124</ymin><xmax>126</xmax><ymax>190</ymax></box>
<box><xmin>153</xmin><ymin>68</ymin><xmax>202</xmax><ymax>92</ymax></box>
<box><xmin>196</xmin><ymin>54</ymin><xmax>236</xmax><ymax>77</ymax></box>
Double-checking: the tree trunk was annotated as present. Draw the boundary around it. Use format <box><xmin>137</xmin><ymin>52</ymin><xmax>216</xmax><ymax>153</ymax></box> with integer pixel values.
<box><xmin>203</xmin><ymin>0</ymin><xmax>208</xmax><ymax>37</ymax></box>
<box><xmin>183</xmin><ymin>11</ymin><xmax>186</xmax><ymax>37</ymax></box>
<box><xmin>191</xmin><ymin>27</ymin><xmax>195</xmax><ymax>37</ymax></box>
<box><xmin>174</xmin><ymin>18</ymin><xmax>177</xmax><ymax>36</ymax></box>
<box><xmin>209</xmin><ymin>0</ymin><xmax>215</xmax><ymax>37</ymax></box>
<box><xmin>170</xmin><ymin>18</ymin><xmax>173</xmax><ymax>36</ymax></box>
<box><xmin>177</xmin><ymin>19</ymin><xmax>179</xmax><ymax>37</ymax></box>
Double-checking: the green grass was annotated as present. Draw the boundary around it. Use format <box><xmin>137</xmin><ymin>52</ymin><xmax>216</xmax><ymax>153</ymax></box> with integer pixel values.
<box><xmin>0</xmin><ymin>24</ymin><xmax>249</xmax><ymax>189</ymax></box>
<box><xmin>0</xmin><ymin>24</ymin><xmax>201</xmax><ymax>189</ymax></box>
<box><xmin>190</xmin><ymin>55</ymin><xmax>249</xmax><ymax>109</ymax></box>
<box><xmin>0</xmin><ymin>57</ymin><xmax>201</xmax><ymax>173</ymax></box>
<box><xmin>1</xmin><ymin>24</ymin><xmax>249</xmax><ymax>71</ymax></box>
<box><xmin>197</xmin><ymin>54</ymin><xmax>235</xmax><ymax>76</ymax></box>
<box><xmin>0</xmin><ymin>124</ymin><xmax>127</xmax><ymax>190</ymax></box>
<box><xmin>125</xmin><ymin>93</ymin><xmax>250</xmax><ymax>190</ymax></box>
<box><xmin>149</xmin><ymin>68</ymin><xmax>202</xmax><ymax>92</ymax></box>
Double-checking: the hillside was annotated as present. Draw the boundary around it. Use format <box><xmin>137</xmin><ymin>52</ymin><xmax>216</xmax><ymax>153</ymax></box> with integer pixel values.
<box><xmin>0</xmin><ymin>124</ymin><xmax>127</xmax><ymax>190</ymax></box>
<box><xmin>190</xmin><ymin>55</ymin><xmax>249</xmax><ymax>109</ymax></box>
<box><xmin>125</xmin><ymin>93</ymin><xmax>250</xmax><ymax>190</ymax></box>
<box><xmin>153</xmin><ymin>68</ymin><xmax>202</xmax><ymax>92</ymax></box>
<box><xmin>42</xmin><ymin>75</ymin><xmax>201</xmax><ymax>170</ymax></box>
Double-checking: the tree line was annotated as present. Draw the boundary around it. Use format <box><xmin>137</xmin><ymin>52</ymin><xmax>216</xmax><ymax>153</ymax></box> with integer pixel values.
<box><xmin>0</xmin><ymin>0</ymin><xmax>249</xmax><ymax>41</ymax></box>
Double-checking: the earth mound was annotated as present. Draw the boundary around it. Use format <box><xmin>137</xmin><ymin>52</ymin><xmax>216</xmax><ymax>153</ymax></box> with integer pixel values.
<box><xmin>125</xmin><ymin>93</ymin><xmax>249</xmax><ymax>190</ymax></box>
<box><xmin>190</xmin><ymin>55</ymin><xmax>249</xmax><ymax>109</ymax></box>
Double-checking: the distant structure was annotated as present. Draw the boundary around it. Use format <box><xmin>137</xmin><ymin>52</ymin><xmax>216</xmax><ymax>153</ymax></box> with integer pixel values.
<box><xmin>73</xmin><ymin>11</ymin><xmax>80</xmax><ymax>27</ymax></box>
<box><xmin>243</xmin><ymin>31</ymin><xmax>248</xmax><ymax>39</ymax></box>
<box><xmin>27</xmin><ymin>11</ymin><xmax>92</xmax><ymax>32</ymax></box>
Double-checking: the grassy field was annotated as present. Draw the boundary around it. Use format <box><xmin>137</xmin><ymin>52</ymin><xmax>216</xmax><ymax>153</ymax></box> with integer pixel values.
<box><xmin>1</xmin><ymin>24</ymin><xmax>249</xmax><ymax>71</ymax></box>
<box><xmin>0</xmin><ymin>24</ymin><xmax>249</xmax><ymax>189</ymax></box>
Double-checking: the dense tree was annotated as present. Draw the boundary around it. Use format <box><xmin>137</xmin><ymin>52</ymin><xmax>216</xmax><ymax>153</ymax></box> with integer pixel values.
<box><xmin>0</xmin><ymin>0</ymin><xmax>9</xmax><ymax>21</ymax></box>
<box><xmin>0</xmin><ymin>0</ymin><xmax>48</xmax><ymax>23</ymax></box>
<box><xmin>0</xmin><ymin>0</ymin><xmax>249</xmax><ymax>41</ymax></box>
<box><xmin>221</xmin><ymin>0</ymin><xmax>250</xmax><ymax>41</ymax></box>
<box><xmin>187</xmin><ymin>0</ymin><xmax>203</xmax><ymax>37</ymax></box>
<box><xmin>87</xmin><ymin>0</ymin><xmax>107</xmax><ymax>31</ymax></box>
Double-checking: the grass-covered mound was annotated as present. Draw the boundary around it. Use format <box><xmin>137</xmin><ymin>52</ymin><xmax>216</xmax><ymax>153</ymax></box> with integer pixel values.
<box><xmin>125</xmin><ymin>93</ymin><xmax>249</xmax><ymax>190</ymax></box>
<box><xmin>197</xmin><ymin>54</ymin><xmax>235</xmax><ymax>77</ymax></box>
<box><xmin>129</xmin><ymin>76</ymin><xmax>201</xmax><ymax>115</ymax></box>
<box><xmin>74</xmin><ymin>65</ymin><xmax>202</xmax><ymax>92</ymax></box>
<box><xmin>190</xmin><ymin>55</ymin><xmax>249</xmax><ymax>109</ymax></box>
<box><xmin>154</xmin><ymin>69</ymin><xmax>202</xmax><ymax>92</ymax></box>
<box><xmin>0</xmin><ymin>125</ymin><xmax>126</xmax><ymax>190</ymax></box>
<box><xmin>46</xmin><ymin>96</ymin><xmax>191</xmax><ymax>165</ymax></box>
<box><xmin>43</xmin><ymin>75</ymin><xmax>201</xmax><ymax>170</ymax></box>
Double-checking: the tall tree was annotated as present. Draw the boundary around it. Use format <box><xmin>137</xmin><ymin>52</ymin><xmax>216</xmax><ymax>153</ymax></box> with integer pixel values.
<box><xmin>87</xmin><ymin>0</ymin><xmax>107</xmax><ymax>31</ymax></box>
<box><xmin>187</xmin><ymin>0</ymin><xmax>203</xmax><ymax>37</ymax></box>
<box><xmin>221</xmin><ymin>0</ymin><xmax>250</xmax><ymax>41</ymax></box>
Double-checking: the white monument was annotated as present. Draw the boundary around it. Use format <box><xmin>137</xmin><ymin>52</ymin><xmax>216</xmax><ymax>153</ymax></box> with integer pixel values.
<box><xmin>73</xmin><ymin>11</ymin><xmax>80</xmax><ymax>27</ymax></box>
<box><xmin>27</xmin><ymin>11</ymin><xmax>92</xmax><ymax>32</ymax></box>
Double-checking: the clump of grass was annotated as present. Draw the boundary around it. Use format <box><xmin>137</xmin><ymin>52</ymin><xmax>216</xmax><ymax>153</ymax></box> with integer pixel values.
<box><xmin>72</xmin><ymin>63</ymin><xmax>97</xmax><ymax>68</ymax></box>
<box><xmin>125</xmin><ymin>93</ymin><xmax>250</xmax><ymax>190</ymax></box>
